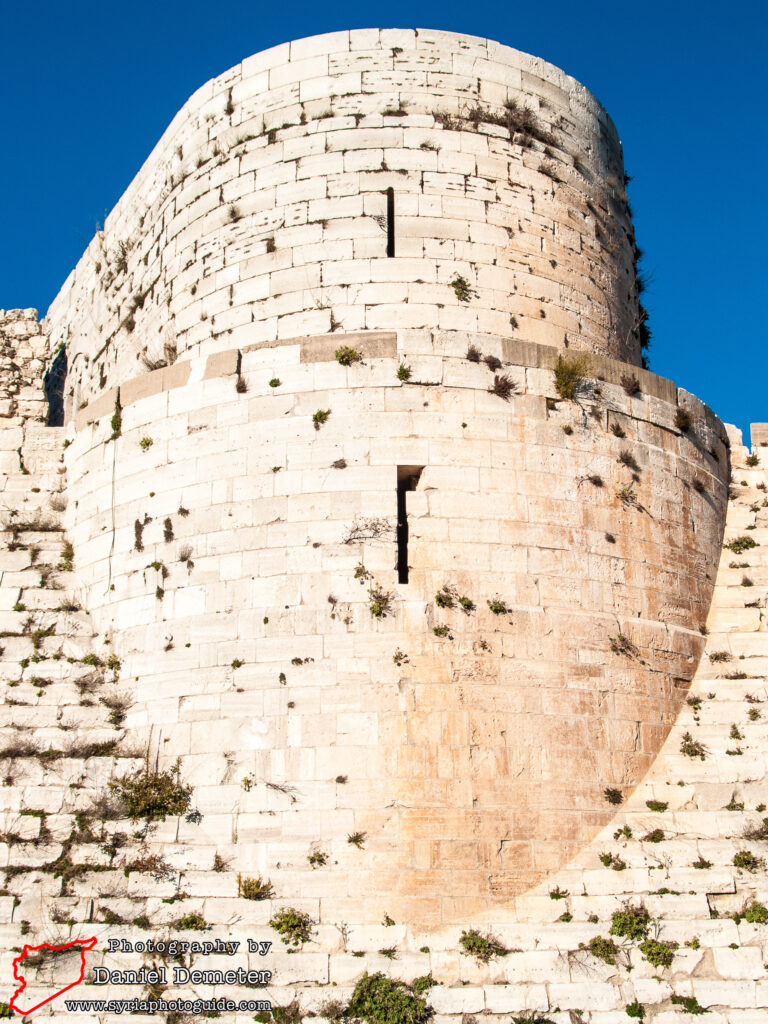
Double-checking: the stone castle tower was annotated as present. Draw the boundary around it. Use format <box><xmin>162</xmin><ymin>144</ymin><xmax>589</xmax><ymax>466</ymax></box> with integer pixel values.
<box><xmin>3</xmin><ymin>28</ymin><xmax>767</xmax><ymax>1022</ymax></box>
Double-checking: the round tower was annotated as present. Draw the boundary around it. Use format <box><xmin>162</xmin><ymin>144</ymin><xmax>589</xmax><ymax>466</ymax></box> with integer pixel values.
<box><xmin>48</xmin><ymin>27</ymin><xmax>644</xmax><ymax>418</ymax></box>
<box><xmin>49</xmin><ymin>29</ymin><xmax>728</xmax><ymax>925</ymax></box>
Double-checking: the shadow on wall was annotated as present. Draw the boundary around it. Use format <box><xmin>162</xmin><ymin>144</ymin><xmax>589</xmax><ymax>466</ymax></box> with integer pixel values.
<box><xmin>44</xmin><ymin>347</ymin><xmax>67</xmax><ymax>427</ymax></box>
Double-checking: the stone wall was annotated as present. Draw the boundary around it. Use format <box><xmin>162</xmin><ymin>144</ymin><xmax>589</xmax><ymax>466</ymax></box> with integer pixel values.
<box><xmin>0</xmin><ymin>30</ymin><xmax>752</xmax><ymax>1018</ymax></box>
<box><xmin>44</xmin><ymin>29</ymin><xmax>642</xmax><ymax>422</ymax></box>
<box><xmin>63</xmin><ymin>328</ymin><xmax>729</xmax><ymax>915</ymax></box>
<box><xmin>2</xmin><ymin>340</ymin><xmax>766</xmax><ymax>1018</ymax></box>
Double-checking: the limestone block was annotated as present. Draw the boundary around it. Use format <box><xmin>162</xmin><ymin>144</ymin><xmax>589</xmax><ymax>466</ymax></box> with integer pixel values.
<box><xmin>692</xmin><ymin>980</ymin><xmax>757</xmax><ymax>1008</ymax></box>
<box><xmin>429</xmin><ymin>987</ymin><xmax>485</xmax><ymax>1014</ymax></box>
<box><xmin>713</xmin><ymin>946</ymin><xmax>765</xmax><ymax>979</ymax></box>
<box><xmin>549</xmin><ymin>982</ymin><xmax>618</xmax><ymax>1010</ymax></box>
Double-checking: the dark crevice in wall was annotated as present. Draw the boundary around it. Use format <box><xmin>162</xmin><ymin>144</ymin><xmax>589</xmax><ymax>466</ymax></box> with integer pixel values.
<box><xmin>44</xmin><ymin>347</ymin><xmax>67</xmax><ymax>426</ymax></box>
<box><xmin>397</xmin><ymin>465</ymin><xmax>423</xmax><ymax>583</ymax></box>
<box><xmin>386</xmin><ymin>188</ymin><xmax>395</xmax><ymax>257</ymax></box>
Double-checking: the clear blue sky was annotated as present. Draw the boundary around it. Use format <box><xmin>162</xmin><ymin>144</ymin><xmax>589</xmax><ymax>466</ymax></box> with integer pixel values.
<box><xmin>2</xmin><ymin>1</ymin><xmax>766</xmax><ymax>439</ymax></box>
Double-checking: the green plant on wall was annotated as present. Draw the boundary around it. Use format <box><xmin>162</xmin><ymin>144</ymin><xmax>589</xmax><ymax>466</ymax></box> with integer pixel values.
<box><xmin>553</xmin><ymin>353</ymin><xmax>591</xmax><ymax>400</ymax></box>
<box><xmin>110</xmin><ymin>757</ymin><xmax>192</xmax><ymax>821</ymax></box>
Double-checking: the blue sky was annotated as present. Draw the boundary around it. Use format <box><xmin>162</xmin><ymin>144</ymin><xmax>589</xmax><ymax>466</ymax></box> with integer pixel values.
<box><xmin>2</xmin><ymin>1</ymin><xmax>766</xmax><ymax>439</ymax></box>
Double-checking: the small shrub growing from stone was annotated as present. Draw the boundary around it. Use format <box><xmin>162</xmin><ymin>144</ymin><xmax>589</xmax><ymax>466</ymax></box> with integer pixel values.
<box><xmin>709</xmin><ymin>650</ymin><xmax>731</xmax><ymax>662</ymax></box>
<box><xmin>639</xmin><ymin>938</ymin><xmax>677</xmax><ymax>968</ymax></box>
<box><xmin>611</xmin><ymin>904</ymin><xmax>651</xmax><ymax>940</ymax></box>
<box><xmin>308</xmin><ymin>849</ymin><xmax>328</xmax><ymax>869</ymax></box>
<box><xmin>646</xmin><ymin>800</ymin><xmax>668</xmax><ymax>812</ymax></box>
<box><xmin>58</xmin><ymin>541</ymin><xmax>75</xmax><ymax>572</ymax></box>
<box><xmin>368</xmin><ymin>585</ymin><xmax>393</xmax><ymax>618</ymax></box>
<box><xmin>411</xmin><ymin>976</ymin><xmax>435</xmax><ymax>996</ymax></box>
<box><xmin>348</xmin><ymin>831</ymin><xmax>366</xmax><ymax>848</ymax></box>
<box><xmin>553</xmin><ymin>353</ymin><xmax>591</xmax><ymax>400</ymax></box>
<box><xmin>435</xmin><ymin>585</ymin><xmax>457</xmax><ymax>609</ymax></box>
<box><xmin>459</xmin><ymin>929</ymin><xmax>508</xmax><ymax>963</ymax></box>
<box><xmin>726</xmin><ymin>535</ymin><xmax>758</xmax><ymax>554</ymax></box>
<box><xmin>335</xmin><ymin>346</ymin><xmax>361</xmax><ymax>366</ymax></box>
<box><xmin>175</xmin><ymin>911</ymin><xmax>207</xmax><ymax>931</ymax></box>
<box><xmin>111</xmin><ymin>399</ymin><xmax>122</xmax><ymax>439</ymax></box>
<box><xmin>733</xmin><ymin>850</ymin><xmax>764</xmax><ymax>872</ymax></box>
<box><xmin>681</xmin><ymin>732</ymin><xmax>707</xmax><ymax>760</ymax></box>
<box><xmin>269</xmin><ymin>377</ymin><xmax>282</xmax><ymax>388</ymax></box>
<box><xmin>346</xmin><ymin>973</ymin><xmax>430</xmax><ymax>1024</ymax></box>
<box><xmin>488</xmin><ymin>374</ymin><xmax>516</xmax><ymax>400</ymax></box>
<box><xmin>675</xmin><ymin>407</ymin><xmax>692</xmax><ymax>432</ymax></box>
<box><xmin>110</xmin><ymin>758</ymin><xmax>192</xmax><ymax>821</ymax></box>
<box><xmin>625</xmin><ymin>1001</ymin><xmax>645</xmax><ymax>1019</ymax></box>
<box><xmin>269</xmin><ymin>907</ymin><xmax>315</xmax><ymax>948</ymax></box>
<box><xmin>599</xmin><ymin>852</ymin><xmax>627</xmax><ymax>870</ymax></box>
<box><xmin>450</xmin><ymin>274</ymin><xmax>472</xmax><ymax>302</ymax></box>
<box><xmin>583</xmin><ymin>935</ymin><xmax>620</xmax><ymax>964</ymax></box>
<box><xmin>642</xmin><ymin>828</ymin><xmax>665</xmax><ymax>843</ymax></box>
<box><xmin>617</xmin><ymin>484</ymin><xmax>639</xmax><ymax>507</ymax></box>
<box><xmin>610</xmin><ymin>634</ymin><xmax>639</xmax><ymax>658</ymax></box>
<box><xmin>621</xmin><ymin>374</ymin><xmax>641</xmax><ymax>396</ymax></box>
<box><xmin>670</xmin><ymin>995</ymin><xmax>707</xmax><ymax>1015</ymax></box>
<box><xmin>397</xmin><ymin>363</ymin><xmax>412</xmax><ymax>381</ymax></box>
<box><xmin>487</xmin><ymin>597</ymin><xmax>509</xmax><ymax>615</ymax></box>
<box><xmin>485</xmin><ymin>354</ymin><xmax>503</xmax><ymax>372</ymax></box>
<box><xmin>237</xmin><ymin>874</ymin><xmax>274</xmax><ymax>900</ymax></box>
<box><xmin>139</xmin><ymin>436</ymin><xmax>153</xmax><ymax>451</ymax></box>
<box><xmin>313</xmin><ymin>409</ymin><xmax>331</xmax><ymax>430</ymax></box>
<box><xmin>742</xmin><ymin>898</ymin><xmax>768</xmax><ymax>923</ymax></box>
<box><xmin>466</xmin><ymin>344</ymin><xmax>482</xmax><ymax>362</ymax></box>
<box><xmin>604</xmin><ymin>787</ymin><xmax>623</xmax><ymax>805</ymax></box>
<box><xmin>618</xmin><ymin>449</ymin><xmax>640</xmax><ymax>472</ymax></box>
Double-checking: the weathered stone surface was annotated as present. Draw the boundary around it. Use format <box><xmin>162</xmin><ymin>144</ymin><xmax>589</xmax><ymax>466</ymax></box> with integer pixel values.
<box><xmin>2</xmin><ymin>27</ymin><xmax>767</xmax><ymax>1022</ymax></box>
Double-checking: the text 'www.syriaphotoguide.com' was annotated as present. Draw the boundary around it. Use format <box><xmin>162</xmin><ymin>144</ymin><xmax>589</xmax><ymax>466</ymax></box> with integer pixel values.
<box><xmin>63</xmin><ymin>996</ymin><xmax>271</xmax><ymax>1015</ymax></box>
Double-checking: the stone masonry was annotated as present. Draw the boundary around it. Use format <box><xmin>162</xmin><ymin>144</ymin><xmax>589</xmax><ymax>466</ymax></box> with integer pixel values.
<box><xmin>1</xmin><ymin>28</ymin><xmax>765</xmax><ymax>1023</ymax></box>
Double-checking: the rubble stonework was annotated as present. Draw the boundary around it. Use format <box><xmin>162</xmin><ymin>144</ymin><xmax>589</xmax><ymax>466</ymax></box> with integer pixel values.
<box><xmin>1</xmin><ymin>28</ymin><xmax>766</xmax><ymax>1023</ymax></box>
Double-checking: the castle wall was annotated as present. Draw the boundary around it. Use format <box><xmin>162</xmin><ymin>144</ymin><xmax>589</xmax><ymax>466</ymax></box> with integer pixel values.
<box><xmin>44</xmin><ymin>29</ymin><xmax>641</xmax><ymax>421</ymax></box>
<box><xmin>0</xmin><ymin>28</ymin><xmax>757</xmax><ymax>1018</ymax></box>
<box><xmin>65</xmin><ymin>329</ymin><xmax>729</xmax><ymax>919</ymax></box>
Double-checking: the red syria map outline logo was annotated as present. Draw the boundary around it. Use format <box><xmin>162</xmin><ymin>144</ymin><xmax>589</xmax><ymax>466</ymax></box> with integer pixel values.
<box><xmin>10</xmin><ymin>936</ymin><xmax>97</xmax><ymax>1014</ymax></box>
